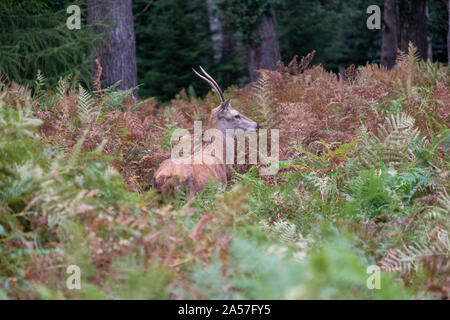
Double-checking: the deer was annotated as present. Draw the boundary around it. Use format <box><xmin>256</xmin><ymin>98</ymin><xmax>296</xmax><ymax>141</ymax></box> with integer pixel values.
<box><xmin>152</xmin><ymin>67</ymin><xmax>260</xmax><ymax>198</ymax></box>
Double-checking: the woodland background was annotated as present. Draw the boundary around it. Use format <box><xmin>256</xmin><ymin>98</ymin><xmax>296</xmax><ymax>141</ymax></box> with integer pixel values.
<box><xmin>1</xmin><ymin>0</ymin><xmax>449</xmax><ymax>100</ymax></box>
<box><xmin>0</xmin><ymin>0</ymin><xmax>449</xmax><ymax>300</ymax></box>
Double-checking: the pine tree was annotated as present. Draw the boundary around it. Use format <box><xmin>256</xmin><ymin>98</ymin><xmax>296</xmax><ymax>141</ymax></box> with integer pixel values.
<box><xmin>219</xmin><ymin>0</ymin><xmax>281</xmax><ymax>82</ymax></box>
<box><xmin>133</xmin><ymin>0</ymin><xmax>215</xmax><ymax>100</ymax></box>
<box><xmin>277</xmin><ymin>0</ymin><xmax>382</xmax><ymax>72</ymax></box>
<box><xmin>0</xmin><ymin>0</ymin><xmax>99</xmax><ymax>89</ymax></box>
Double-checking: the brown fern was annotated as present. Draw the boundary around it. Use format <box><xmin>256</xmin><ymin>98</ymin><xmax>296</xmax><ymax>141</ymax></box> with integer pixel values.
<box><xmin>278</xmin><ymin>51</ymin><xmax>316</xmax><ymax>76</ymax></box>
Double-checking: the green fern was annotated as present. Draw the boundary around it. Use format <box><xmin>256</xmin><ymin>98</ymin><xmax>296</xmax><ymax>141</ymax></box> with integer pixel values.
<box><xmin>358</xmin><ymin>113</ymin><xmax>420</xmax><ymax>168</ymax></box>
<box><xmin>261</xmin><ymin>219</ymin><xmax>313</xmax><ymax>261</ymax></box>
<box><xmin>77</xmin><ymin>84</ymin><xmax>98</xmax><ymax>126</ymax></box>
<box><xmin>56</xmin><ymin>75</ymin><xmax>71</xmax><ymax>103</ymax></box>
<box><xmin>418</xmin><ymin>60</ymin><xmax>450</xmax><ymax>88</ymax></box>
<box><xmin>302</xmin><ymin>171</ymin><xmax>339</xmax><ymax>202</ymax></box>
<box><xmin>345</xmin><ymin>168</ymin><xmax>405</xmax><ymax>219</ymax></box>
<box><xmin>34</xmin><ymin>70</ymin><xmax>45</xmax><ymax>95</ymax></box>
<box><xmin>427</xmin><ymin>188</ymin><xmax>450</xmax><ymax>218</ymax></box>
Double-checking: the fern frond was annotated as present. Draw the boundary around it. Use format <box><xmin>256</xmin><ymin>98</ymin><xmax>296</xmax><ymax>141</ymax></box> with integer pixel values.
<box><xmin>34</xmin><ymin>70</ymin><xmax>45</xmax><ymax>93</ymax></box>
<box><xmin>395</xmin><ymin>42</ymin><xmax>421</xmax><ymax>95</ymax></box>
<box><xmin>302</xmin><ymin>171</ymin><xmax>338</xmax><ymax>202</ymax></box>
<box><xmin>31</xmin><ymin>70</ymin><xmax>47</xmax><ymax>107</ymax></box>
<box><xmin>358</xmin><ymin>112</ymin><xmax>419</xmax><ymax>168</ymax></box>
<box><xmin>379</xmin><ymin>228</ymin><xmax>449</xmax><ymax>273</ymax></box>
<box><xmin>396</xmin><ymin>42</ymin><xmax>420</xmax><ymax>72</ymax></box>
<box><xmin>427</xmin><ymin>188</ymin><xmax>450</xmax><ymax>218</ymax></box>
<box><xmin>261</xmin><ymin>219</ymin><xmax>312</xmax><ymax>260</ymax></box>
<box><xmin>262</xmin><ymin>219</ymin><xmax>298</xmax><ymax>244</ymax></box>
<box><xmin>77</xmin><ymin>84</ymin><xmax>98</xmax><ymax>126</ymax></box>
<box><xmin>250</xmin><ymin>72</ymin><xmax>279</xmax><ymax>129</ymax></box>
<box><xmin>56</xmin><ymin>75</ymin><xmax>71</xmax><ymax>102</ymax></box>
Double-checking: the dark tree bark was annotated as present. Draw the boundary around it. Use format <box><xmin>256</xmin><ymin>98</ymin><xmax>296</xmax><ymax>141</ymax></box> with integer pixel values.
<box><xmin>448</xmin><ymin>0</ymin><xmax>450</xmax><ymax>63</ymax></box>
<box><xmin>246</xmin><ymin>7</ymin><xmax>281</xmax><ymax>82</ymax></box>
<box><xmin>222</xmin><ymin>26</ymin><xmax>237</xmax><ymax>65</ymax></box>
<box><xmin>87</xmin><ymin>0</ymin><xmax>138</xmax><ymax>97</ymax></box>
<box><xmin>381</xmin><ymin>0</ymin><xmax>399</xmax><ymax>68</ymax></box>
<box><xmin>398</xmin><ymin>0</ymin><xmax>428</xmax><ymax>60</ymax></box>
<box><xmin>207</xmin><ymin>0</ymin><xmax>223</xmax><ymax>64</ymax></box>
<box><xmin>220</xmin><ymin>24</ymin><xmax>239</xmax><ymax>85</ymax></box>
<box><xmin>426</xmin><ymin>3</ymin><xmax>432</xmax><ymax>62</ymax></box>
<box><xmin>381</xmin><ymin>0</ymin><xmax>430</xmax><ymax>68</ymax></box>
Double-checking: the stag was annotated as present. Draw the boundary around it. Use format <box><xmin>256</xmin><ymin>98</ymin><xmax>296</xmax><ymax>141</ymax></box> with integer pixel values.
<box><xmin>152</xmin><ymin>67</ymin><xmax>259</xmax><ymax>197</ymax></box>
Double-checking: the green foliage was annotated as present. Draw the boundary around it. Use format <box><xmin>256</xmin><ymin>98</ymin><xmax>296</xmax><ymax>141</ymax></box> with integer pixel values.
<box><xmin>358</xmin><ymin>113</ymin><xmax>420</xmax><ymax>168</ymax></box>
<box><xmin>427</xmin><ymin>0</ymin><xmax>449</xmax><ymax>63</ymax></box>
<box><xmin>0</xmin><ymin>81</ymin><xmax>145</xmax><ymax>297</ymax></box>
<box><xmin>218</xmin><ymin>0</ymin><xmax>275</xmax><ymax>41</ymax></box>
<box><xmin>104</xmin><ymin>258</ymin><xmax>172</xmax><ymax>300</ymax></box>
<box><xmin>277</xmin><ymin>0</ymin><xmax>383</xmax><ymax>71</ymax></box>
<box><xmin>345</xmin><ymin>168</ymin><xmax>405</xmax><ymax>220</ymax></box>
<box><xmin>1</xmin><ymin>50</ymin><xmax>449</xmax><ymax>300</ymax></box>
<box><xmin>0</xmin><ymin>0</ymin><xmax>100</xmax><ymax>89</ymax></box>
<box><xmin>232</xmin><ymin>166</ymin><xmax>280</xmax><ymax>218</ymax></box>
<box><xmin>34</xmin><ymin>252</ymin><xmax>172</xmax><ymax>300</ymax></box>
<box><xmin>190</xmin><ymin>232</ymin><xmax>411</xmax><ymax>299</ymax></box>
<box><xmin>427</xmin><ymin>189</ymin><xmax>450</xmax><ymax>219</ymax></box>
<box><xmin>133</xmin><ymin>0</ymin><xmax>216</xmax><ymax>100</ymax></box>
<box><xmin>77</xmin><ymin>85</ymin><xmax>98</xmax><ymax>126</ymax></box>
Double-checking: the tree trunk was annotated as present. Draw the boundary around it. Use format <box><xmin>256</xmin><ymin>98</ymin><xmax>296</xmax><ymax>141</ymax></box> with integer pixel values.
<box><xmin>398</xmin><ymin>0</ymin><xmax>428</xmax><ymax>60</ymax></box>
<box><xmin>380</xmin><ymin>0</ymin><xmax>398</xmax><ymax>68</ymax></box>
<box><xmin>207</xmin><ymin>0</ymin><xmax>223</xmax><ymax>64</ymax></box>
<box><xmin>426</xmin><ymin>3</ymin><xmax>432</xmax><ymax>62</ymax></box>
<box><xmin>246</xmin><ymin>7</ymin><xmax>281</xmax><ymax>82</ymax></box>
<box><xmin>448</xmin><ymin>0</ymin><xmax>450</xmax><ymax>63</ymax></box>
<box><xmin>87</xmin><ymin>0</ymin><xmax>138</xmax><ymax>97</ymax></box>
<box><xmin>220</xmin><ymin>23</ymin><xmax>239</xmax><ymax>85</ymax></box>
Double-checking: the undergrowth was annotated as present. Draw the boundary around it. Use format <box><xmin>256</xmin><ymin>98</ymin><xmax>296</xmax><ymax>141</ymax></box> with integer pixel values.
<box><xmin>0</xmin><ymin>46</ymin><xmax>449</xmax><ymax>299</ymax></box>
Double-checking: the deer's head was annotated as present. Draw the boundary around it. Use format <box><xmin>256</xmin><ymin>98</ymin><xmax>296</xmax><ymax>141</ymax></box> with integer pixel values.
<box><xmin>193</xmin><ymin>66</ymin><xmax>259</xmax><ymax>134</ymax></box>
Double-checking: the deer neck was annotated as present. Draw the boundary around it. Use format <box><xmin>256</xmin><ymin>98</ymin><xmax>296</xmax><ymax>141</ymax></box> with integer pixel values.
<box><xmin>205</xmin><ymin>114</ymin><xmax>233</xmax><ymax>167</ymax></box>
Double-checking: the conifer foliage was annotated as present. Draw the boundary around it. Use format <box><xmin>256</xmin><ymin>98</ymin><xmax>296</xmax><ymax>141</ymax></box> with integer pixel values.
<box><xmin>0</xmin><ymin>0</ymin><xmax>99</xmax><ymax>89</ymax></box>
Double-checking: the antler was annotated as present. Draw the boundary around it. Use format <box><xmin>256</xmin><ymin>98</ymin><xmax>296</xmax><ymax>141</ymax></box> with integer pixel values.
<box><xmin>192</xmin><ymin>66</ymin><xmax>225</xmax><ymax>103</ymax></box>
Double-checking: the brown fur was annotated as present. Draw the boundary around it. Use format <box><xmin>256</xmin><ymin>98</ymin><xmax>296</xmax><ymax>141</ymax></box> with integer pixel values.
<box><xmin>153</xmin><ymin>68</ymin><xmax>258</xmax><ymax>198</ymax></box>
<box><xmin>152</xmin><ymin>107</ymin><xmax>230</xmax><ymax>197</ymax></box>
<box><xmin>152</xmin><ymin>156</ymin><xmax>229</xmax><ymax>197</ymax></box>
<box><xmin>153</xmin><ymin>104</ymin><xmax>257</xmax><ymax>197</ymax></box>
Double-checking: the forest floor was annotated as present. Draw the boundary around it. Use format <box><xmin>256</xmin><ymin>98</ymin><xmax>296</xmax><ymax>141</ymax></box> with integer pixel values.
<box><xmin>0</xmin><ymin>47</ymin><xmax>449</xmax><ymax>299</ymax></box>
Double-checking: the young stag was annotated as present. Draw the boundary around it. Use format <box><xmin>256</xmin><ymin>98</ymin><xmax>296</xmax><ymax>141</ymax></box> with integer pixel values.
<box><xmin>152</xmin><ymin>67</ymin><xmax>259</xmax><ymax>197</ymax></box>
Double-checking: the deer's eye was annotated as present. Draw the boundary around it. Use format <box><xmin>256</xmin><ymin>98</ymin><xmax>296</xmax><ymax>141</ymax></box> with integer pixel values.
<box><xmin>234</xmin><ymin>114</ymin><xmax>241</xmax><ymax>119</ymax></box>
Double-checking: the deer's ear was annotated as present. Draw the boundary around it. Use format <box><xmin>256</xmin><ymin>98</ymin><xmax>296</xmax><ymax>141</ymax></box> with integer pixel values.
<box><xmin>219</xmin><ymin>98</ymin><xmax>231</xmax><ymax>112</ymax></box>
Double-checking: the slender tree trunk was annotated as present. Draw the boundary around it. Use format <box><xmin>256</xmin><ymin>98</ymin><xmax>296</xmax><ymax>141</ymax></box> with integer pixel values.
<box><xmin>448</xmin><ymin>0</ymin><xmax>450</xmax><ymax>63</ymax></box>
<box><xmin>207</xmin><ymin>0</ymin><xmax>223</xmax><ymax>64</ymax></box>
<box><xmin>381</xmin><ymin>0</ymin><xmax>398</xmax><ymax>68</ymax></box>
<box><xmin>398</xmin><ymin>0</ymin><xmax>428</xmax><ymax>60</ymax></box>
<box><xmin>246</xmin><ymin>7</ymin><xmax>281</xmax><ymax>82</ymax></box>
<box><xmin>87</xmin><ymin>0</ymin><xmax>138</xmax><ymax>97</ymax></box>
<box><xmin>220</xmin><ymin>23</ymin><xmax>239</xmax><ymax>85</ymax></box>
<box><xmin>426</xmin><ymin>3</ymin><xmax>432</xmax><ymax>62</ymax></box>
